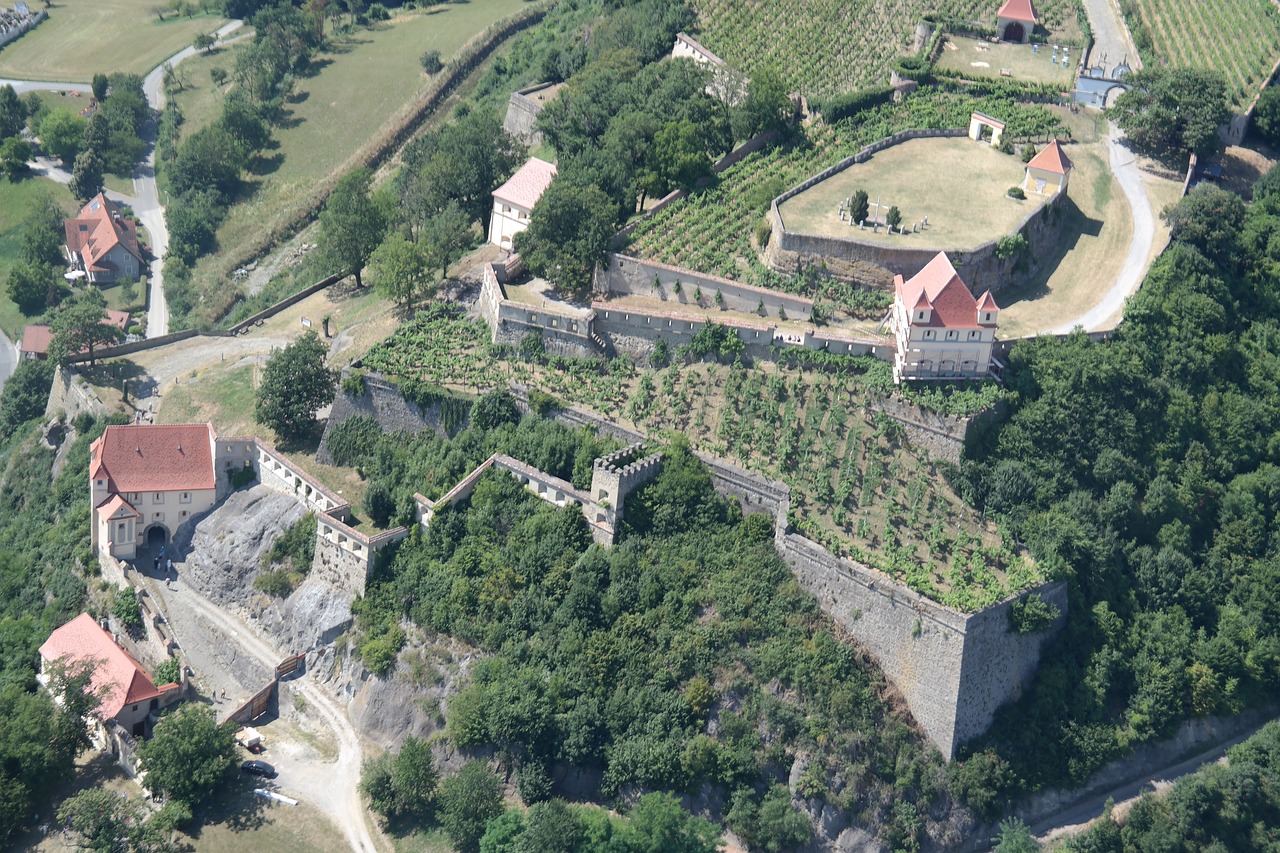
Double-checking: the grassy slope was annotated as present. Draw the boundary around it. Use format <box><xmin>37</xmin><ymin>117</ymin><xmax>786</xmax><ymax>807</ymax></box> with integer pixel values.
<box><xmin>0</xmin><ymin>177</ymin><xmax>78</xmax><ymax>341</ymax></box>
<box><xmin>0</xmin><ymin>0</ymin><xmax>225</xmax><ymax>82</ymax></box>
<box><xmin>172</xmin><ymin>0</ymin><xmax>528</xmax><ymax>322</ymax></box>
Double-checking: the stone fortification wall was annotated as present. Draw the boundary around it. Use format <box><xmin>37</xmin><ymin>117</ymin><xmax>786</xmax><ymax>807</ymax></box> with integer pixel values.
<box><xmin>503</xmin><ymin>83</ymin><xmax>554</xmax><ymax>146</ymax></box>
<box><xmin>46</xmin><ymin>365</ymin><xmax>109</xmax><ymax>421</ymax></box>
<box><xmin>480</xmin><ymin>263</ymin><xmax>599</xmax><ymax>359</ymax></box>
<box><xmin>598</xmin><ymin>254</ymin><xmax>813</xmax><ymax>321</ymax></box>
<box><xmin>766</xmin><ymin>127</ymin><xmax>1071</xmax><ymax>293</ymax></box>
<box><xmin>779</xmin><ymin>531</ymin><xmax>1067</xmax><ymax>758</ymax></box>
<box><xmin>317</xmin><ymin>373</ymin><xmax>465</xmax><ymax>465</ymax></box>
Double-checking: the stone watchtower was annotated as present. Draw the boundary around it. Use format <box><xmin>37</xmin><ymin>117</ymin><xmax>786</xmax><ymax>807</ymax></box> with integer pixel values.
<box><xmin>589</xmin><ymin>443</ymin><xmax>663</xmax><ymax>543</ymax></box>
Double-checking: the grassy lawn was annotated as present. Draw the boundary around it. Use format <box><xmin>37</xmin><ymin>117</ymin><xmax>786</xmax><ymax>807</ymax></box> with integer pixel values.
<box><xmin>181</xmin><ymin>784</ymin><xmax>350</xmax><ymax>853</ymax></box>
<box><xmin>0</xmin><ymin>0</ymin><xmax>226</xmax><ymax>82</ymax></box>
<box><xmin>935</xmin><ymin>36</ymin><xmax>1077</xmax><ymax>87</ymax></box>
<box><xmin>778</xmin><ymin>136</ymin><xmax>1046</xmax><ymax>250</ymax></box>
<box><xmin>0</xmin><ymin>176</ymin><xmax>78</xmax><ymax>341</ymax></box>
<box><xmin>177</xmin><ymin>0</ymin><xmax>528</xmax><ymax>317</ymax></box>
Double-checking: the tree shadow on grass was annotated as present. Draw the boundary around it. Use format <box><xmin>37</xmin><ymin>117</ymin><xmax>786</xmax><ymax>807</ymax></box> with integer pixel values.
<box><xmin>186</xmin><ymin>777</ymin><xmax>271</xmax><ymax>836</ymax></box>
<box><xmin>993</xmin><ymin>197</ymin><xmax>1100</xmax><ymax>307</ymax></box>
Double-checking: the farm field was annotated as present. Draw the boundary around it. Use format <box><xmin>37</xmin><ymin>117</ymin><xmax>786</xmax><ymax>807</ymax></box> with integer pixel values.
<box><xmin>689</xmin><ymin>0</ymin><xmax>1083</xmax><ymax>99</ymax></box>
<box><xmin>0</xmin><ymin>177</ymin><xmax>77</xmax><ymax>341</ymax></box>
<box><xmin>0</xmin><ymin>0</ymin><xmax>225</xmax><ymax>82</ymax></box>
<box><xmin>177</xmin><ymin>0</ymin><xmax>529</xmax><ymax>323</ymax></box>
<box><xmin>934</xmin><ymin>36</ymin><xmax>1078</xmax><ymax>86</ymax></box>
<box><xmin>624</xmin><ymin>88</ymin><xmax>1067</xmax><ymax>287</ymax></box>
<box><xmin>778</xmin><ymin>136</ymin><xmax>1048</xmax><ymax>250</ymax></box>
<box><xmin>361</xmin><ymin>306</ymin><xmax>1037</xmax><ymax>611</ymax></box>
<box><xmin>1130</xmin><ymin>0</ymin><xmax>1280</xmax><ymax>108</ymax></box>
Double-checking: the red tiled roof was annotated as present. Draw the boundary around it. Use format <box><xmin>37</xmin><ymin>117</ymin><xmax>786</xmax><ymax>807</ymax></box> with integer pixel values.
<box><xmin>20</xmin><ymin>324</ymin><xmax>53</xmax><ymax>356</ymax></box>
<box><xmin>39</xmin><ymin>613</ymin><xmax>167</xmax><ymax>721</ymax></box>
<box><xmin>997</xmin><ymin>0</ymin><xmax>1037</xmax><ymax>23</ymax></box>
<box><xmin>896</xmin><ymin>252</ymin><xmax>980</xmax><ymax>328</ymax></box>
<box><xmin>97</xmin><ymin>494</ymin><xmax>139</xmax><ymax>520</ymax></box>
<box><xmin>492</xmin><ymin>158</ymin><xmax>557</xmax><ymax>211</ymax></box>
<box><xmin>90</xmin><ymin>423</ymin><xmax>216</xmax><ymax>493</ymax></box>
<box><xmin>64</xmin><ymin>193</ymin><xmax>143</xmax><ymax>270</ymax></box>
<box><xmin>106</xmin><ymin>309</ymin><xmax>130</xmax><ymax>330</ymax></box>
<box><xmin>1026</xmin><ymin>140</ymin><xmax>1072</xmax><ymax>175</ymax></box>
<box><xmin>977</xmin><ymin>290</ymin><xmax>1000</xmax><ymax>310</ymax></box>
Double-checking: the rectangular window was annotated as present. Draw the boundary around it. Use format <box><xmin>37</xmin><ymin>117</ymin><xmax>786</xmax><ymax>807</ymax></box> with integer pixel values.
<box><xmin>180</xmin><ymin>511</ymin><xmax>188</xmax><ymax>519</ymax></box>
<box><xmin>118</xmin><ymin>523</ymin><xmax>126</xmax><ymax>535</ymax></box>
<box><xmin>180</xmin><ymin>492</ymin><xmax>191</xmax><ymax>504</ymax></box>
<box><xmin>154</xmin><ymin>512</ymin><xmax>164</xmax><ymax>522</ymax></box>
<box><xmin>153</xmin><ymin>492</ymin><xmax>162</xmax><ymax>502</ymax></box>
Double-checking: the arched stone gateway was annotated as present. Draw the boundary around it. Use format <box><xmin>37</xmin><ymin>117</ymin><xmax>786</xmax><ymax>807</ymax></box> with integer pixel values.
<box><xmin>145</xmin><ymin>523</ymin><xmax>169</xmax><ymax>548</ymax></box>
<box><xmin>1002</xmin><ymin>21</ymin><xmax>1025</xmax><ymax>42</ymax></box>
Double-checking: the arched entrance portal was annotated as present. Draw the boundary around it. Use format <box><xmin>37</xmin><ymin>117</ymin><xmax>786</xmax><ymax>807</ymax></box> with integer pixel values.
<box><xmin>145</xmin><ymin>524</ymin><xmax>169</xmax><ymax>549</ymax></box>
<box><xmin>1003</xmin><ymin>22</ymin><xmax>1025</xmax><ymax>42</ymax></box>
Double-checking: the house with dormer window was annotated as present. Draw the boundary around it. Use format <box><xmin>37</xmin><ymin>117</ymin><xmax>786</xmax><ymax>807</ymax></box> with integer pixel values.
<box><xmin>64</xmin><ymin>193</ymin><xmax>144</xmax><ymax>284</ymax></box>
<box><xmin>892</xmin><ymin>252</ymin><xmax>999</xmax><ymax>383</ymax></box>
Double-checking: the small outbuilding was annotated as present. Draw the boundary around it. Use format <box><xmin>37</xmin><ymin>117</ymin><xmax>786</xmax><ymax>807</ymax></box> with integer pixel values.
<box><xmin>1023</xmin><ymin>140</ymin><xmax>1073</xmax><ymax>195</ymax></box>
<box><xmin>488</xmin><ymin>157</ymin><xmax>558</xmax><ymax>251</ymax></box>
<box><xmin>996</xmin><ymin>0</ymin><xmax>1037</xmax><ymax>43</ymax></box>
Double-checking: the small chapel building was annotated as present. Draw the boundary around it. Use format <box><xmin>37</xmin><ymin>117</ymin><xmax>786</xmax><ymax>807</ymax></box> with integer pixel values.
<box><xmin>892</xmin><ymin>252</ymin><xmax>999</xmax><ymax>383</ymax></box>
<box><xmin>997</xmin><ymin>0</ymin><xmax>1038</xmax><ymax>43</ymax></box>
<box><xmin>1023</xmin><ymin>140</ymin><xmax>1073</xmax><ymax>195</ymax></box>
<box><xmin>488</xmin><ymin>157</ymin><xmax>557</xmax><ymax>250</ymax></box>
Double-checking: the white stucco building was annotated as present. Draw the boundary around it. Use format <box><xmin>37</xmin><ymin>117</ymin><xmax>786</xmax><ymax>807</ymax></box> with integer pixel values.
<box><xmin>488</xmin><ymin>157</ymin><xmax>557</xmax><ymax>250</ymax></box>
<box><xmin>90</xmin><ymin>423</ymin><xmax>221</xmax><ymax>560</ymax></box>
<box><xmin>892</xmin><ymin>252</ymin><xmax>999</xmax><ymax>383</ymax></box>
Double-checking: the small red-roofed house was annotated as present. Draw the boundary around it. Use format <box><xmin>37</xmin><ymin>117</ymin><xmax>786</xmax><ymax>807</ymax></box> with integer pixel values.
<box><xmin>892</xmin><ymin>252</ymin><xmax>999</xmax><ymax>383</ymax></box>
<box><xmin>90</xmin><ymin>423</ymin><xmax>219</xmax><ymax>559</ymax></box>
<box><xmin>20</xmin><ymin>310</ymin><xmax>129</xmax><ymax>361</ymax></box>
<box><xmin>997</xmin><ymin>0</ymin><xmax>1037</xmax><ymax>43</ymax></box>
<box><xmin>1023</xmin><ymin>140</ymin><xmax>1073</xmax><ymax>195</ymax></box>
<box><xmin>39</xmin><ymin>613</ymin><xmax>182</xmax><ymax>745</ymax></box>
<box><xmin>64</xmin><ymin>193</ymin><xmax>144</xmax><ymax>284</ymax></box>
<box><xmin>488</xmin><ymin>157</ymin><xmax>557</xmax><ymax>250</ymax></box>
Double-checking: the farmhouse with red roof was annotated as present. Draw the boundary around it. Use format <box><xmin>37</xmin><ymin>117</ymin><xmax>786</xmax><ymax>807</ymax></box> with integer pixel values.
<box><xmin>64</xmin><ymin>193</ymin><xmax>144</xmax><ymax>284</ymax></box>
<box><xmin>1023</xmin><ymin>140</ymin><xmax>1074</xmax><ymax>195</ymax></box>
<box><xmin>39</xmin><ymin>613</ymin><xmax>181</xmax><ymax>742</ymax></box>
<box><xmin>891</xmin><ymin>252</ymin><xmax>999</xmax><ymax>383</ymax></box>
<box><xmin>488</xmin><ymin>157</ymin><xmax>557</xmax><ymax>250</ymax></box>
<box><xmin>996</xmin><ymin>0</ymin><xmax>1037</xmax><ymax>43</ymax></box>
<box><xmin>90</xmin><ymin>423</ymin><xmax>221</xmax><ymax>560</ymax></box>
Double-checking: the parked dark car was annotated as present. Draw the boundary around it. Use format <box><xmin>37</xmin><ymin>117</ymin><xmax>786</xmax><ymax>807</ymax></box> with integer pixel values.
<box><xmin>241</xmin><ymin>760</ymin><xmax>277</xmax><ymax>779</ymax></box>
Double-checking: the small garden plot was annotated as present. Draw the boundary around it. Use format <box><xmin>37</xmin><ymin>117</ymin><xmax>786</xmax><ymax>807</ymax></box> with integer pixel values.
<box><xmin>778</xmin><ymin>136</ymin><xmax>1046</xmax><ymax>250</ymax></box>
<box><xmin>934</xmin><ymin>36</ymin><xmax>1078</xmax><ymax>86</ymax></box>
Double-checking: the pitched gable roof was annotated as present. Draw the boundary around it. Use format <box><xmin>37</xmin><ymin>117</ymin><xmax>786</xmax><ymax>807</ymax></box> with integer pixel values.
<box><xmin>492</xmin><ymin>158</ymin><xmax>558</xmax><ymax>211</ymax></box>
<box><xmin>20</xmin><ymin>324</ymin><xmax>53</xmax><ymax>356</ymax></box>
<box><xmin>98</xmin><ymin>494</ymin><xmax>139</xmax><ymax>520</ymax></box>
<box><xmin>997</xmin><ymin>0</ymin><xmax>1037</xmax><ymax>23</ymax></box>
<box><xmin>896</xmin><ymin>252</ymin><xmax>980</xmax><ymax>328</ymax></box>
<box><xmin>90</xmin><ymin>423</ymin><xmax>216</xmax><ymax>493</ymax></box>
<box><xmin>1026</xmin><ymin>140</ymin><xmax>1072</xmax><ymax>175</ymax></box>
<box><xmin>39</xmin><ymin>614</ymin><xmax>170</xmax><ymax>720</ymax></box>
<box><xmin>64</xmin><ymin>193</ymin><xmax>143</xmax><ymax>271</ymax></box>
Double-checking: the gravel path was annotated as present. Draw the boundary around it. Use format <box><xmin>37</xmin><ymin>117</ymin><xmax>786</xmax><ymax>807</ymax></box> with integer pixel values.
<box><xmin>141</xmin><ymin>568</ymin><xmax>381</xmax><ymax>853</ymax></box>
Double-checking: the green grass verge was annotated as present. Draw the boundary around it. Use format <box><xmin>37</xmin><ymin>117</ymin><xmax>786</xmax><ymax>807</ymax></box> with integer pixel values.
<box><xmin>0</xmin><ymin>0</ymin><xmax>225</xmax><ymax>82</ymax></box>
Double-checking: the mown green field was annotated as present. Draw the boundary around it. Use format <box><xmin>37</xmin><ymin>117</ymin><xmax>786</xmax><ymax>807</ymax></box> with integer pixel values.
<box><xmin>0</xmin><ymin>177</ymin><xmax>77</xmax><ymax>341</ymax></box>
<box><xmin>0</xmin><ymin>0</ymin><xmax>225</xmax><ymax>82</ymax></box>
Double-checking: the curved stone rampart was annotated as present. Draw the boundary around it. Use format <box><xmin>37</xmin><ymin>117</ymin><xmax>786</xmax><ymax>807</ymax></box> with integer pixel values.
<box><xmin>766</xmin><ymin>128</ymin><xmax>1071</xmax><ymax>293</ymax></box>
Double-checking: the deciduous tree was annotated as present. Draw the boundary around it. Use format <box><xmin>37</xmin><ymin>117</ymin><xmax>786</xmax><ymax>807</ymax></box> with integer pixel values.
<box><xmin>69</xmin><ymin>149</ymin><xmax>105</xmax><ymax>203</ymax></box>
<box><xmin>0</xmin><ymin>136</ymin><xmax>31</xmax><ymax>180</ymax></box>
<box><xmin>1107</xmin><ymin>68</ymin><xmax>1230</xmax><ymax>163</ymax></box>
<box><xmin>37</xmin><ymin>110</ymin><xmax>88</xmax><ymax>164</ymax></box>
<box><xmin>514</xmin><ymin>182</ymin><xmax>616</xmax><ymax>299</ymax></box>
<box><xmin>137</xmin><ymin>705</ymin><xmax>237</xmax><ymax>806</ymax></box>
<box><xmin>438</xmin><ymin>761</ymin><xmax>503</xmax><ymax>853</ymax></box>
<box><xmin>0</xmin><ymin>84</ymin><xmax>26</xmax><ymax>139</ymax></box>
<box><xmin>320</xmin><ymin>167</ymin><xmax>386</xmax><ymax>288</ymax></box>
<box><xmin>49</xmin><ymin>290</ymin><xmax>125</xmax><ymax>367</ymax></box>
<box><xmin>254</xmin><ymin>331</ymin><xmax>337</xmax><ymax>442</ymax></box>
<box><xmin>368</xmin><ymin>233</ymin><xmax>434</xmax><ymax>309</ymax></box>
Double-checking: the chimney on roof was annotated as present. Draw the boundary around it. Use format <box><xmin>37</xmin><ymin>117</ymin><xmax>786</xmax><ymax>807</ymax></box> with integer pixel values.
<box><xmin>136</xmin><ymin>446</ymin><xmax>141</xmax><ymax>454</ymax></box>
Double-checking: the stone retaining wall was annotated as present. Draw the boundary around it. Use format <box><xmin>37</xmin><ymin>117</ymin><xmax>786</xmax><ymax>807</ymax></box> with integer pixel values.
<box><xmin>597</xmin><ymin>254</ymin><xmax>813</xmax><ymax>321</ymax></box>
<box><xmin>766</xmin><ymin>127</ymin><xmax>1071</xmax><ymax>293</ymax></box>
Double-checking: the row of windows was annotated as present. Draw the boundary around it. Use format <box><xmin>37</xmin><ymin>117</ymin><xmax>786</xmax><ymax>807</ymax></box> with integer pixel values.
<box><xmin>919</xmin><ymin>329</ymin><xmax>985</xmax><ymax>341</ymax></box>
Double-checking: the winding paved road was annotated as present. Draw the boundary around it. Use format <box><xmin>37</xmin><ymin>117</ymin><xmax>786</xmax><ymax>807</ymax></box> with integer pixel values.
<box><xmin>1046</xmin><ymin>0</ymin><xmax>1154</xmax><ymax>334</ymax></box>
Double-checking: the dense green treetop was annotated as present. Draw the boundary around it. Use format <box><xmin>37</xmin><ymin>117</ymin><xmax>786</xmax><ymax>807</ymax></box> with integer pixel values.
<box><xmin>1107</xmin><ymin>67</ymin><xmax>1230</xmax><ymax>164</ymax></box>
<box><xmin>255</xmin><ymin>331</ymin><xmax>337</xmax><ymax>443</ymax></box>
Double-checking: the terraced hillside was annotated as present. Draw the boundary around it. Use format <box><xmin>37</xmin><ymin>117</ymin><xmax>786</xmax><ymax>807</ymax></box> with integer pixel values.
<box><xmin>1128</xmin><ymin>0</ymin><xmax>1280</xmax><ymax>108</ymax></box>
<box><xmin>690</xmin><ymin>0</ymin><xmax>1084</xmax><ymax>98</ymax></box>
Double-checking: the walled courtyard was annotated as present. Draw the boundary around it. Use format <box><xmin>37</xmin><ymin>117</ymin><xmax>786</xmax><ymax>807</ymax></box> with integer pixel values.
<box><xmin>934</xmin><ymin>36</ymin><xmax>1078</xmax><ymax>86</ymax></box>
<box><xmin>777</xmin><ymin>136</ymin><xmax>1050</xmax><ymax>250</ymax></box>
